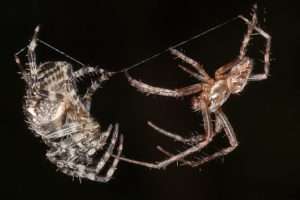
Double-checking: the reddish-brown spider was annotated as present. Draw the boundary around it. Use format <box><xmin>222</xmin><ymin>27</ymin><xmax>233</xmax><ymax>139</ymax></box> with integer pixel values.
<box><xmin>118</xmin><ymin>7</ymin><xmax>271</xmax><ymax>169</ymax></box>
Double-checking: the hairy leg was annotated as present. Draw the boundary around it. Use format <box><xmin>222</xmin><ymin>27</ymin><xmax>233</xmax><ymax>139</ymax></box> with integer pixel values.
<box><xmin>239</xmin><ymin>7</ymin><xmax>271</xmax><ymax>81</ymax></box>
<box><xmin>184</xmin><ymin>109</ymin><xmax>238</xmax><ymax>167</ymax></box>
<box><xmin>148</xmin><ymin>121</ymin><xmax>204</xmax><ymax>144</ymax></box>
<box><xmin>126</xmin><ymin>72</ymin><xmax>202</xmax><ymax>97</ymax></box>
<box><xmin>169</xmin><ymin>48</ymin><xmax>210</xmax><ymax>81</ymax></box>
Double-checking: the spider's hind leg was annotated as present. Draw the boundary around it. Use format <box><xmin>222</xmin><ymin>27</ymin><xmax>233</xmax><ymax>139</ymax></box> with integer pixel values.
<box><xmin>182</xmin><ymin>110</ymin><xmax>238</xmax><ymax>167</ymax></box>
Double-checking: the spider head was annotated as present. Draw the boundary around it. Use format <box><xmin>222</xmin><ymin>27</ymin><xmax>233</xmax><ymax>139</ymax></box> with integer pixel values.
<box><xmin>227</xmin><ymin>57</ymin><xmax>253</xmax><ymax>94</ymax></box>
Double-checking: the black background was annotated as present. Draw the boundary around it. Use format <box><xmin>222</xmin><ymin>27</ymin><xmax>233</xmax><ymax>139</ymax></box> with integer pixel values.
<box><xmin>3</xmin><ymin>0</ymin><xmax>300</xmax><ymax>199</ymax></box>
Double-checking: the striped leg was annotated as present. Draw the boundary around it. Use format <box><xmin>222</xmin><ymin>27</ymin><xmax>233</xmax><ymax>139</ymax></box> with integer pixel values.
<box><xmin>47</xmin><ymin>125</ymin><xmax>123</xmax><ymax>182</ymax></box>
<box><xmin>82</xmin><ymin>81</ymin><xmax>102</xmax><ymax>111</ymax></box>
<box><xmin>95</xmin><ymin>124</ymin><xmax>120</xmax><ymax>173</ymax></box>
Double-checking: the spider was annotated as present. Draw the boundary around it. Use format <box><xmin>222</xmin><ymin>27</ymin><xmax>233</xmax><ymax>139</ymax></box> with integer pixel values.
<box><xmin>16</xmin><ymin>26</ymin><xmax>123</xmax><ymax>182</ymax></box>
<box><xmin>117</xmin><ymin>6</ymin><xmax>271</xmax><ymax>169</ymax></box>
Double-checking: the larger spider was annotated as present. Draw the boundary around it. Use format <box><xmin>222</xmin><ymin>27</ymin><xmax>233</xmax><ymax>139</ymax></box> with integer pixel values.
<box><xmin>118</xmin><ymin>7</ymin><xmax>271</xmax><ymax>169</ymax></box>
<box><xmin>16</xmin><ymin>26</ymin><xmax>123</xmax><ymax>182</ymax></box>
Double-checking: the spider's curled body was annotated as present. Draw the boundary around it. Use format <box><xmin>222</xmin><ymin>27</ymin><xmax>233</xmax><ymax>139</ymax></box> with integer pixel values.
<box><xmin>17</xmin><ymin>26</ymin><xmax>123</xmax><ymax>182</ymax></box>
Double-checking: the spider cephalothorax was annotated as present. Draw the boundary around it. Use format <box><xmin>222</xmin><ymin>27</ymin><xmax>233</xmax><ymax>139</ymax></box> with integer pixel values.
<box><xmin>16</xmin><ymin>26</ymin><xmax>123</xmax><ymax>182</ymax></box>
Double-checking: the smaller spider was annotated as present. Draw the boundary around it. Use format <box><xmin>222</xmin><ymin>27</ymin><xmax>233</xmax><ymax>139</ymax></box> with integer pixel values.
<box><xmin>117</xmin><ymin>6</ymin><xmax>271</xmax><ymax>169</ymax></box>
<box><xmin>16</xmin><ymin>26</ymin><xmax>123</xmax><ymax>182</ymax></box>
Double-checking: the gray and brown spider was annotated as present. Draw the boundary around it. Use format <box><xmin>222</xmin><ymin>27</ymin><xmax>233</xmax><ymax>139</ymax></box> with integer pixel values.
<box><xmin>16</xmin><ymin>26</ymin><xmax>123</xmax><ymax>182</ymax></box>
<box><xmin>118</xmin><ymin>7</ymin><xmax>271</xmax><ymax>169</ymax></box>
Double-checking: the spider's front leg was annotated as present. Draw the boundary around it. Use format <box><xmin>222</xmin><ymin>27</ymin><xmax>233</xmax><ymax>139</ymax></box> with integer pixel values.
<box><xmin>238</xmin><ymin>8</ymin><xmax>271</xmax><ymax>81</ymax></box>
<box><xmin>126</xmin><ymin>72</ymin><xmax>202</xmax><ymax>97</ymax></box>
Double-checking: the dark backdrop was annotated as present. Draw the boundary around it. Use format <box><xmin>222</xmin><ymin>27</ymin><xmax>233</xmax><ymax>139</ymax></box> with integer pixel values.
<box><xmin>3</xmin><ymin>0</ymin><xmax>300</xmax><ymax>199</ymax></box>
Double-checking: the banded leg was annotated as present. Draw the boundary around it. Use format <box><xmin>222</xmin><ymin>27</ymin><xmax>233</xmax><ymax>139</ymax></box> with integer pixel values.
<box><xmin>47</xmin><ymin>126</ymin><xmax>123</xmax><ymax>182</ymax></box>
<box><xmin>27</xmin><ymin>26</ymin><xmax>40</xmax><ymax>82</ymax></box>
<box><xmin>81</xmin><ymin>69</ymin><xmax>115</xmax><ymax>110</ymax></box>
<box><xmin>85</xmin><ymin>125</ymin><xmax>114</xmax><ymax>157</ymax></box>
<box><xmin>73</xmin><ymin>67</ymin><xmax>113</xmax><ymax>80</ymax></box>
<box><xmin>116</xmin><ymin>100</ymin><xmax>214</xmax><ymax>169</ymax></box>
<box><xmin>82</xmin><ymin>81</ymin><xmax>102</xmax><ymax>111</ymax></box>
<box><xmin>126</xmin><ymin>72</ymin><xmax>202</xmax><ymax>97</ymax></box>
<box><xmin>169</xmin><ymin>48</ymin><xmax>210</xmax><ymax>81</ymax></box>
<box><xmin>95</xmin><ymin>124</ymin><xmax>120</xmax><ymax>173</ymax></box>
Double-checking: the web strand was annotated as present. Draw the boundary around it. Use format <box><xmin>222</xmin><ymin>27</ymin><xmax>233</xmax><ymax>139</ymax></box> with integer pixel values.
<box><xmin>16</xmin><ymin>15</ymin><xmax>239</xmax><ymax>76</ymax></box>
<box><xmin>115</xmin><ymin>15</ymin><xmax>239</xmax><ymax>74</ymax></box>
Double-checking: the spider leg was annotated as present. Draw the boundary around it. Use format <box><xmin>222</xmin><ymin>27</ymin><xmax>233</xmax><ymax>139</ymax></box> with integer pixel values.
<box><xmin>73</xmin><ymin>67</ymin><xmax>114</xmax><ymax>80</ymax></box>
<box><xmin>44</xmin><ymin>123</ymin><xmax>80</xmax><ymax>139</ymax></box>
<box><xmin>215</xmin><ymin>8</ymin><xmax>257</xmax><ymax>79</ymax></box>
<box><xmin>147</xmin><ymin>121</ymin><xmax>204</xmax><ymax>144</ymax></box>
<box><xmin>47</xmin><ymin>125</ymin><xmax>123</xmax><ymax>182</ymax></box>
<box><xmin>238</xmin><ymin>5</ymin><xmax>257</xmax><ymax>60</ymax></box>
<box><xmin>27</xmin><ymin>26</ymin><xmax>40</xmax><ymax>83</ymax></box>
<box><xmin>169</xmin><ymin>48</ymin><xmax>210</xmax><ymax>81</ymax></box>
<box><xmin>81</xmin><ymin>124</ymin><xmax>114</xmax><ymax>157</ymax></box>
<box><xmin>100</xmin><ymin>133</ymin><xmax>123</xmax><ymax>182</ymax></box>
<box><xmin>14</xmin><ymin>52</ymin><xmax>26</xmax><ymax>73</ymax></box>
<box><xmin>239</xmin><ymin>6</ymin><xmax>271</xmax><ymax>81</ymax></box>
<box><xmin>82</xmin><ymin>69</ymin><xmax>116</xmax><ymax>111</ymax></box>
<box><xmin>94</xmin><ymin>124</ymin><xmax>114</xmax><ymax>151</ymax></box>
<box><xmin>126</xmin><ymin>72</ymin><xmax>202</xmax><ymax>97</ymax></box>
<box><xmin>156</xmin><ymin>146</ymin><xmax>196</xmax><ymax>166</ymax></box>
<box><xmin>82</xmin><ymin>81</ymin><xmax>101</xmax><ymax>111</ymax></box>
<box><xmin>156</xmin><ymin>113</ymin><xmax>226</xmax><ymax>166</ymax></box>
<box><xmin>184</xmin><ymin>109</ymin><xmax>238</xmax><ymax>167</ymax></box>
<box><xmin>115</xmin><ymin>100</ymin><xmax>214</xmax><ymax>169</ymax></box>
<box><xmin>95</xmin><ymin>124</ymin><xmax>120</xmax><ymax>173</ymax></box>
